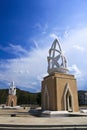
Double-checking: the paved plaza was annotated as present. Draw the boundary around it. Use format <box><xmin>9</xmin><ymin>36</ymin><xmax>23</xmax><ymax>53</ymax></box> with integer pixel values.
<box><xmin>0</xmin><ymin>107</ymin><xmax>87</xmax><ymax>129</ymax></box>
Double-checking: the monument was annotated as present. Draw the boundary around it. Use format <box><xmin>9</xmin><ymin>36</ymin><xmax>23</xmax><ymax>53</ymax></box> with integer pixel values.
<box><xmin>6</xmin><ymin>81</ymin><xmax>17</xmax><ymax>107</ymax></box>
<box><xmin>41</xmin><ymin>39</ymin><xmax>79</xmax><ymax>112</ymax></box>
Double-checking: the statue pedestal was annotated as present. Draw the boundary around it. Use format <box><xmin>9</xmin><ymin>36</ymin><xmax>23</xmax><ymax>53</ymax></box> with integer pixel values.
<box><xmin>6</xmin><ymin>95</ymin><xmax>17</xmax><ymax>107</ymax></box>
<box><xmin>41</xmin><ymin>72</ymin><xmax>79</xmax><ymax>112</ymax></box>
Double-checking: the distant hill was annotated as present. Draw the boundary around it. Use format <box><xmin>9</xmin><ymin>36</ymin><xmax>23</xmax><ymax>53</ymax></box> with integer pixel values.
<box><xmin>0</xmin><ymin>88</ymin><xmax>41</xmax><ymax>105</ymax></box>
<box><xmin>0</xmin><ymin>89</ymin><xmax>86</xmax><ymax>106</ymax></box>
<box><xmin>0</xmin><ymin>89</ymin><xmax>8</xmax><ymax>105</ymax></box>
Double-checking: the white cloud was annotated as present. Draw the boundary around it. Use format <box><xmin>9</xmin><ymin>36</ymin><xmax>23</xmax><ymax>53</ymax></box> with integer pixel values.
<box><xmin>69</xmin><ymin>64</ymin><xmax>82</xmax><ymax>79</ymax></box>
<box><xmin>61</xmin><ymin>27</ymin><xmax>87</xmax><ymax>78</ymax></box>
<box><xmin>32</xmin><ymin>40</ymin><xmax>39</xmax><ymax>48</ymax></box>
<box><xmin>73</xmin><ymin>45</ymin><xmax>85</xmax><ymax>51</ymax></box>
<box><xmin>33</xmin><ymin>23</ymin><xmax>48</xmax><ymax>34</ymax></box>
<box><xmin>0</xmin><ymin>43</ymin><xmax>28</xmax><ymax>56</ymax></box>
<box><xmin>62</xmin><ymin>27</ymin><xmax>87</xmax><ymax>52</ymax></box>
<box><xmin>9</xmin><ymin>44</ymin><xmax>28</xmax><ymax>54</ymax></box>
<box><xmin>63</xmin><ymin>30</ymin><xmax>69</xmax><ymax>39</ymax></box>
<box><xmin>49</xmin><ymin>33</ymin><xmax>58</xmax><ymax>39</ymax></box>
<box><xmin>0</xmin><ymin>45</ymin><xmax>48</xmax><ymax>92</ymax></box>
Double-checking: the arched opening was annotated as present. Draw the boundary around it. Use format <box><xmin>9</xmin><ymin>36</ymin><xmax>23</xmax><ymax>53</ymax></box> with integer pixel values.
<box><xmin>44</xmin><ymin>92</ymin><xmax>49</xmax><ymax>110</ymax></box>
<box><xmin>66</xmin><ymin>90</ymin><xmax>72</xmax><ymax>112</ymax></box>
<box><xmin>64</xmin><ymin>84</ymin><xmax>73</xmax><ymax>112</ymax></box>
<box><xmin>11</xmin><ymin>101</ymin><xmax>14</xmax><ymax>107</ymax></box>
<box><xmin>44</xmin><ymin>86</ymin><xmax>49</xmax><ymax>110</ymax></box>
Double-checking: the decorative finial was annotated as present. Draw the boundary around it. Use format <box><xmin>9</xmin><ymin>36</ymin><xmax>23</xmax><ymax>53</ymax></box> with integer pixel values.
<box><xmin>47</xmin><ymin>39</ymin><xmax>68</xmax><ymax>74</ymax></box>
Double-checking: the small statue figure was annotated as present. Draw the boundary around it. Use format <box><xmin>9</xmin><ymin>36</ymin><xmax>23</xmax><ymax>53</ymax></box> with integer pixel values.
<box><xmin>9</xmin><ymin>81</ymin><xmax>16</xmax><ymax>96</ymax></box>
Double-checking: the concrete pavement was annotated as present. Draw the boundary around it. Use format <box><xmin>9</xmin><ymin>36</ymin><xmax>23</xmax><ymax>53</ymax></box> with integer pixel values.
<box><xmin>0</xmin><ymin>116</ymin><xmax>87</xmax><ymax>125</ymax></box>
<box><xmin>0</xmin><ymin>116</ymin><xmax>87</xmax><ymax>129</ymax></box>
<box><xmin>0</xmin><ymin>107</ymin><xmax>87</xmax><ymax>129</ymax></box>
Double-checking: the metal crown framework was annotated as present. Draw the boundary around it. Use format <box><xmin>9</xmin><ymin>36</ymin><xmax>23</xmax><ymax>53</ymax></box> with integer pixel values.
<box><xmin>47</xmin><ymin>39</ymin><xmax>68</xmax><ymax>74</ymax></box>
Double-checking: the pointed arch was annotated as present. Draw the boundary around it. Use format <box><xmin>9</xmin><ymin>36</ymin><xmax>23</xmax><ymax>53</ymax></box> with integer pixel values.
<box><xmin>64</xmin><ymin>83</ymin><xmax>74</xmax><ymax>112</ymax></box>
<box><xmin>44</xmin><ymin>86</ymin><xmax>49</xmax><ymax>110</ymax></box>
<box><xmin>11</xmin><ymin>99</ymin><xmax>14</xmax><ymax>107</ymax></box>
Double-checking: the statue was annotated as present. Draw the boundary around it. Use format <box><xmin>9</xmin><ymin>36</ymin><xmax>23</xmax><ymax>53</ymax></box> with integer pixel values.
<box><xmin>47</xmin><ymin>39</ymin><xmax>68</xmax><ymax>74</ymax></box>
<box><xmin>9</xmin><ymin>81</ymin><xmax>16</xmax><ymax>96</ymax></box>
<box><xmin>6</xmin><ymin>81</ymin><xmax>17</xmax><ymax>107</ymax></box>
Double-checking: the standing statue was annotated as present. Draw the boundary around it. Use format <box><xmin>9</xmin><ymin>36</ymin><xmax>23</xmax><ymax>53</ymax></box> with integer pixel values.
<box><xmin>47</xmin><ymin>39</ymin><xmax>68</xmax><ymax>74</ymax></box>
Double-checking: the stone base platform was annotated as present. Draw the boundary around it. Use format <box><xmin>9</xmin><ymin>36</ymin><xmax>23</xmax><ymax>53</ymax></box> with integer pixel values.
<box><xmin>41</xmin><ymin>110</ymin><xmax>69</xmax><ymax>117</ymax></box>
<box><xmin>29</xmin><ymin>108</ymin><xmax>87</xmax><ymax>117</ymax></box>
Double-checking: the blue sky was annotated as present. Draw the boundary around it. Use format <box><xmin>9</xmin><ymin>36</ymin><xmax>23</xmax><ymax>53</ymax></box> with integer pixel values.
<box><xmin>0</xmin><ymin>0</ymin><xmax>87</xmax><ymax>92</ymax></box>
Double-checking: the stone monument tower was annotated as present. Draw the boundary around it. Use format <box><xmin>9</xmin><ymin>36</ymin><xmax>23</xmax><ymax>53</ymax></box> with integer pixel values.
<box><xmin>41</xmin><ymin>39</ymin><xmax>79</xmax><ymax>112</ymax></box>
<box><xmin>6</xmin><ymin>81</ymin><xmax>17</xmax><ymax>107</ymax></box>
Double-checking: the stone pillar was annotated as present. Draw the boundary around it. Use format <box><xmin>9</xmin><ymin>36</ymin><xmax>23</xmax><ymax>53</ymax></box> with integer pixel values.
<box><xmin>6</xmin><ymin>95</ymin><xmax>17</xmax><ymax>107</ymax></box>
<box><xmin>41</xmin><ymin>72</ymin><xmax>79</xmax><ymax>112</ymax></box>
